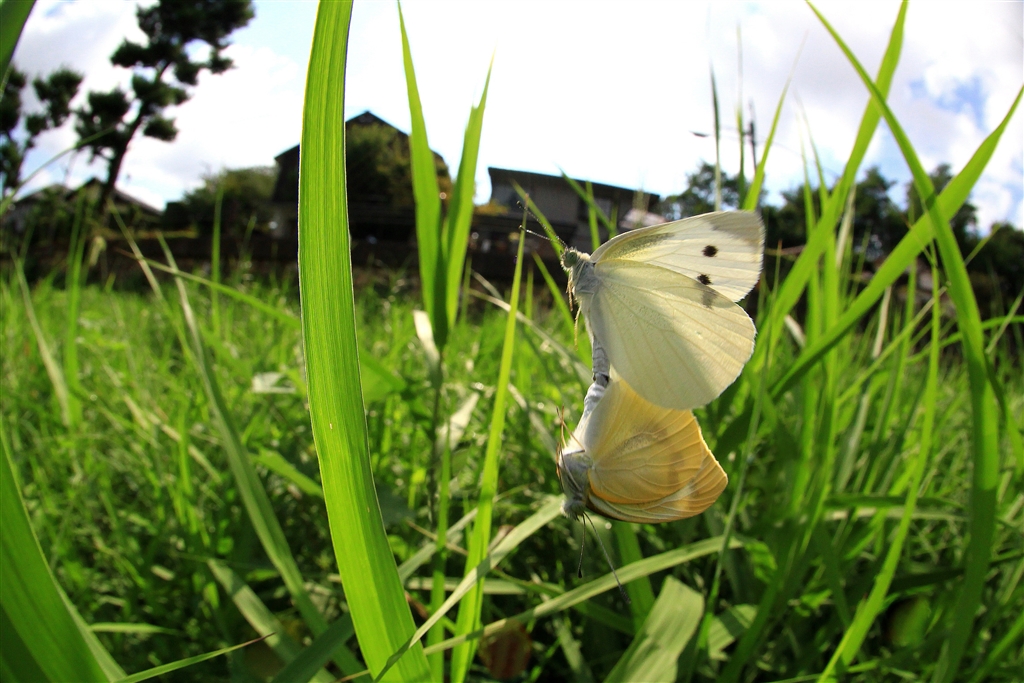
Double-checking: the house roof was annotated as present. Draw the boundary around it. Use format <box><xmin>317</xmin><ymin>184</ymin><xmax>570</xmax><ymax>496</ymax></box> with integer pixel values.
<box><xmin>13</xmin><ymin>179</ymin><xmax>162</xmax><ymax>216</ymax></box>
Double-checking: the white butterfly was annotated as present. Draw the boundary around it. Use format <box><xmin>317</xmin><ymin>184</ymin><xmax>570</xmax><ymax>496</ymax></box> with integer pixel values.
<box><xmin>561</xmin><ymin>211</ymin><xmax>764</xmax><ymax>410</ymax></box>
<box><xmin>557</xmin><ymin>372</ymin><xmax>727</xmax><ymax>523</ymax></box>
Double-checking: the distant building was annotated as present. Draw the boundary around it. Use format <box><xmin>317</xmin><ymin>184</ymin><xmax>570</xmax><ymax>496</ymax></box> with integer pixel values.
<box><xmin>481</xmin><ymin>167</ymin><xmax>661</xmax><ymax>253</ymax></box>
<box><xmin>269</xmin><ymin>111</ymin><xmax>449</xmax><ymax>242</ymax></box>
<box><xmin>3</xmin><ymin>179</ymin><xmax>162</xmax><ymax>239</ymax></box>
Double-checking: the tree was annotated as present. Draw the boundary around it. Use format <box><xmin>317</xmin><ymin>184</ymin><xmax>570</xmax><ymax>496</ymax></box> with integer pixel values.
<box><xmin>346</xmin><ymin>121</ymin><xmax>451</xmax><ymax>206</ymax></box>
<box><xmin>657</xmin><ymin>161</ymin><xmax>741</xmax><ymax>220</ymax></box>
<box><xmin>74</xmin><ymin>0</ymin><xmax>253</xmax><ymax>218</ymax></box>
<box><xmin>167</xmin><ymin>166</ymin><xmax>276</xmax><ymax>237</ymax></box>
<box><xmin>1</xmin><ymin>65</ymin><xmax>82</xmax><ymax>196</ymax></box>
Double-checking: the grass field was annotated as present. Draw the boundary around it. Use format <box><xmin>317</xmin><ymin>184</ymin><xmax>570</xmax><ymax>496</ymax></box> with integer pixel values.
<box><xmin>3</xmin><ymin>2</ymin><xmax>1023</xmax><ymax>682</ymax></box>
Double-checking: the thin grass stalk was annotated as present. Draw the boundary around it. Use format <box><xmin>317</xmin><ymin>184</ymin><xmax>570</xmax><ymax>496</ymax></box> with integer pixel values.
<box><xmin>771</xmin><ymin>82</ymin><xmax>1022</xmax><ymax>399</ymax></box>
<box><xmin>818</xmin><ymin>255</ymin><xmax>941</xmax><ymax>680</ymax></box>
<box><xmin>211</xmin><ymin>185</ymin><xmax>223</xmax><ymax>338</ymax></box>
<box><xmin>398</xmin><ymin>3</ymin><xmax>444</xmax><ymax>348</ymax></box>
<box><xmin>63</xmin><ymin>193</ymin><xmax>89</xmax><ymax>427</ymax></box>
<box><xmin>449</xmin><ymin>231</ymin><xmax>526</xmax><ymax>683</ymax></box>
<box><xmin>299</xmin><ymin>3</ymin><xmax>429</xmax><ymax>679</ymax></box>
<box><xmin>735</xmin><ymin>25</ymin><xmax>747</xmax><ymax>205</ymax></box>
<box><xmin>809</xmin><ymin>7</ymin><xmax>1003</xmax><ymax>679</ymax></box>
<box><xmin>586</xmin><ymin>180</ymin><xmax>599</xmax><ymax>250</ymax></box>
<box><xmin>710</xmin><ymin>67</ymin><xmax>722</xmax><ymax>211</ymax></box>
<box><xmin>16</xmin><ymin>261</ymin><xmax>71</xmax><ymax>426</ymax></box>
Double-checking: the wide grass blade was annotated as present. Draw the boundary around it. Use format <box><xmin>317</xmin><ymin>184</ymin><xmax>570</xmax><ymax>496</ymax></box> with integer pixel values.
<box><xmin>450</xmin><ymin>230</ymin><xmax>527</xmax><ymax>683</ymax></box>
<box><xmin>299</xmin><ymin>2</ymin><xmax>430</xmax><ymax>680</ymax></box>
<box><xmin>0</xmin><ymin>0</ymin><xmax>34</xmax><ymax>77</ymax></box>
<box><xmin>1</xmin><ymin>428</ymin><xmax>109</xmax><ymax>683</ymax></box>
<box><xmin>604</xmin><ymin>577</ymin><xmax>704</xmax><ymax>683</ymax></box>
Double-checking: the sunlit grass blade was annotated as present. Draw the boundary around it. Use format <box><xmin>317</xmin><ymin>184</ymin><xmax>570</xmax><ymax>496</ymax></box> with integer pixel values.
<box><xmin>604</xmin><ymin>578</ymin><xmax>703</xmax><ymax>683</ymax></box>
<box><xmin>399</xmin><ymin>2</ymin><xmax>444</xmax><ymax>346</ymax></box>
<box><xmin>444</xmin><ymin>59</ymin><xmax>493</xmax><ymax>328</ymax></box>
<box><xmin>810</xmin><ymin>5</ymin><xmax>1003</xmax><ymax>680</ymax></box>
<box><xmin>299</xmin><ymin>2</ymin><xmax>430</xmax><ymax>681</ymax></box>
<box><xmin>1</xmin><ymin>427</ymin><xmax>109</xmax><ymax>682</ymax></box>
<box><xmin>450</xmin><ymin>230</ymin><xmax>526</xmax><ymax>683</ymax></box>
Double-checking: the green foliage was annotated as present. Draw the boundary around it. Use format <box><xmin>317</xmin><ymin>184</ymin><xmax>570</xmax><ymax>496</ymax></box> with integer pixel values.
<box><xmin>347</xmin><ymin>122</ymin><xmax>451</xmax><ymax>207</ymax></box>
<box><xmin>1</xmin><ymin>64</ymin><xmax>82</xmax><ymax>195</ymax></box>
<box><xmin>74</xmin><ymin>0</ymin><xmax>253</xmax><ymax>212</ymax></box>
<box><xmin>169</xmin><ymin>166</ymin><xmax>276</xmax><ymax>237</ymax></box>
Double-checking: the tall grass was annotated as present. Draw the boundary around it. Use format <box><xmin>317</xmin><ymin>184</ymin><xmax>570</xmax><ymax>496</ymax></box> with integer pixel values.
<box><xmin>2</xmin><ymin>2</ymin><xmax>1023</xmax><ymax>682</ymax></box>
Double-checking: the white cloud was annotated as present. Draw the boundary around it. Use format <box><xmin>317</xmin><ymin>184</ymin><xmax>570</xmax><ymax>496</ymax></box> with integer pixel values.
<box><xmin>9</xmin><ymin>0</ymin><xmax>1022</xmax><ymax>229</ymax></box>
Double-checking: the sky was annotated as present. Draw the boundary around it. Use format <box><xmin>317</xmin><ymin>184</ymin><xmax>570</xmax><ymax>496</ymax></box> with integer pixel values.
<box><xmin>10</xmin><ymin>0</ymin><xmax>1024</xmax><ymax>231</ymax></box>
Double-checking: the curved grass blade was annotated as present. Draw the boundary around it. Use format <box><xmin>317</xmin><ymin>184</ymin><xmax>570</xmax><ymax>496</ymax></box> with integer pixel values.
<box><xmin>808</xmin><ymin>5</ymin><xmax>1003</xmax><ymax>680</ymax></box>
<box><xmin>299</xmin><ymin>3</ymin><xmax>430</xmax><ymax>680</ymax></box>
<box><xmin>399</xmin><ymin>3</ymin><xmax>444</xmax><ymax>346</ymax></box>
<box><xmin>604</xmin><ymin>577</ymin><xmax>703</xmax><ymax>683</ymax></box>
<box><xmin>450</xmin><ymin>232</ymin><xmax>527</xmax><ymax>682</ymax></box>
<box><xmin>1</xmin><ymin>428</ymin><xmax>109</xmax><ymax>683</ymax></box>
<box><xmin>0</xmin><ymin>0</ymin><xmax>34</xmax><ymax>78</ymax></box>
<box><xmin>114</xmin><ymin>636</ymin><xmax>268</xmax><ymax>683</ymax></box>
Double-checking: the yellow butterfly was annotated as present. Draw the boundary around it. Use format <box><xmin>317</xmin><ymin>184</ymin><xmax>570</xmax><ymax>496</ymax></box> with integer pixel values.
<box><xmin>557</xmin><ymin>373</ymin><xmax>727</xmax><ymax>523</ymax></box>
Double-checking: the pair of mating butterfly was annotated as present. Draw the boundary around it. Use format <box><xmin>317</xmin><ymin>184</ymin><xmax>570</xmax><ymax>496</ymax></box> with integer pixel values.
<box><xmin>555</xmin><ymin>211</ymin><xmax>765</xmax><ymax>524</ymax></box>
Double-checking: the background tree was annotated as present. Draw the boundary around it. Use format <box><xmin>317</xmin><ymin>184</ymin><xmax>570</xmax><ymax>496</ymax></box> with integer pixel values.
<box><xmin>74</xmin><ymin>0</ymin><xmax>253</xmax><ymax>218</ymax></box>
<box><xmin>907</xmin><ymin>163</ymin><xmax>978</xmax><ymax>254</ymax></box>
<box><xmin>346</xmin><ymin>121</ymin><xmax>451</xmax><ymax>206</ymax></box>
<box><xmin>657</xmin><ymin>161</ymin><xmax>741</xmax><ymax>219</ymax></box>
<box><xmin>165</xmin><ymin>166</ymin><xmax>276</xmax><ymax>238</ymax></box>
<box><xmin>1</xmin><ymin>65</ymin><xmax>82</xmax><ymax>196</ymax></box>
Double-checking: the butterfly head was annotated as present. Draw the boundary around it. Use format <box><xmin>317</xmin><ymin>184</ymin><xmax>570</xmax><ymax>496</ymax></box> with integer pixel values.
<box><xmin>556</xmin><ymin>430</ymin><xmax>592</xmax><ymax>521</ymax></box>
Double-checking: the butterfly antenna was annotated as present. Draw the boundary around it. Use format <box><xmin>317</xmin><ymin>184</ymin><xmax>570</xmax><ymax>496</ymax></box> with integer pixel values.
<box><xmin>583</xmin><ymin>512</ymin><xmax>630</xmax><ymax>605</ymax></box>
<box><xmin>576</xmin><ymin>522</ymin><xmax>586</xmax><ymax>578</ymax></box>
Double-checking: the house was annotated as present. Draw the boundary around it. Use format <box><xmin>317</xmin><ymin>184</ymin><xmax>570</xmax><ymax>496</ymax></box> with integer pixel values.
<box><xmin>2</xmin><ymin>179</ymin><xmax>162</xmax><ymax>241</ymax></box>
<box><xmin>479</xmin><ymin>167</ymin><xmax>661</xmax><ymax>254</ymax></box>
<box><xmin>269</xmin><ymin>111</ymin><xmax>450</xmax><ymax>242</ymax></box>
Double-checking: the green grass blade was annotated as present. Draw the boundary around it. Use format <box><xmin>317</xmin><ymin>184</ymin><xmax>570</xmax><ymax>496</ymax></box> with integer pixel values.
<box><xmin>559</xmin><ymin>171</ymin><xmax>614</xmax><ymax>236</ymax></box>
<box><xmin>422</xmin><ymin>536</ymin><xmax>744</xmax><ymax>657</ymax></box>
<box><xmin>1</xmin><ymin>426</ymin><xmax>109</xmax><ymax>683</ymax></box>
<box><xmin>450</xmin><ymin>230</ymin><xmax>527</xmax><ymax>683</ymax></box>
<box><xmin>514</xmin><ymin>182</ymin><xmax>565</xmax><ymax>256</ymax></box>
<box><xmin>809</xmin><ymin>6</ymin><xmax>1003</xmax><ymax>680</ymax></box>
<box><xmin>444</xmin><ymin>59</ymin><xmax>492</xmax><ymax>328</ymax></box>
<box><xmin>613</xmin><ymin>522</ymin><xmax>655</xmax><ymax>629</ymax></box>
<box><xmin>742</xmin><ymin>74</ymin><xmax>790</xmax><ymax>212</ymax></box>
<box><xmin>15</xmin><ymin>262</ymin><xmax>71</xmax><ymax>426</ymax></box>
<box><xmin>711</xmin><ymin>67</ymin><xmax>722</xmax><ymax>211</ymax></box>
<box><xmin>399</xmin><ymin>3</ymin><xmax>444</xmax><ymax>346</ymax></box>
<box><xmin>377</xmin><ymin>496</ymin><xmax>563</xmax><ymax>682</ymax></box>
<box><xmin>211</xmin><ymin>185</ymin><xmax>223</xmax><ymax>338</ymax></box>
<box><xmin>817</xmin><ymin>259</ymin><xmax>942</xmax><ymax>680</ymax></box>
<box><xmin>0</xmin><ymin>0</ymin><xmax>34</xmax><ymax>77</ymax></box>
<box><xmin>114</xmin><ymin>636</ymin><xmax>268</xmax><ymax>683</ymax></box>
<box><xmin>772</xmin><ymin>83</ymin><xmax>1023</xmax><ymax>398</ymax></box>
<box><xmin>751</xmin><ymin>1</ymin><xmax>906</xmax><ymax>372</ymax></box>
<box><xmin>299</xmin><ymin>3</ymin><xmax>430</xmax><ymax>680</ymax></box>
<box><xmin>604</xmin><ymin>577</ymin><xmax>704</xmax><ymax>683</ymax></box>
<box><xmin>208</xmin><ymin>560</ymin><xmax>335</xmax><ymax>683</ymax></box>
<box><xmin>271</xmin><ymin>616</ymin><xmax>357</xmax><ymax>683</ymax></box>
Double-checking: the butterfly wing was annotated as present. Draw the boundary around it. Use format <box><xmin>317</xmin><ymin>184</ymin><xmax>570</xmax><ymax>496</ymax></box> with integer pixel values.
<box><xmin>588</xmin><ymin>260</ymin><xmax>756</xmax><ymax>410</ymax></box>
<box><xmin>591</xmin><ymin>211</ymin><xmax>764</xmax><ymax>303</ymax></box>
<box><xmin>583</xmin><ymin>378</ymin><xmax>726</xmax><ymax>523</ymax></box>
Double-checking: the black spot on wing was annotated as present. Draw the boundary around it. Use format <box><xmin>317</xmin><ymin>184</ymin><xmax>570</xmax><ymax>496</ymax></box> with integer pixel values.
<box><xmin>698</xmin><ymin>274</ymin><xmax>712</xmax><ymax>286</ymax></box>
<box><xmin>701</xmin><ymin>289</ymin><xmax>716</xmax><ymax>309</ymax></box>
<box><xmin>703</xmin><ymin>245</ymin><xmax>718</xmax><ymax>257</ymax></box>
